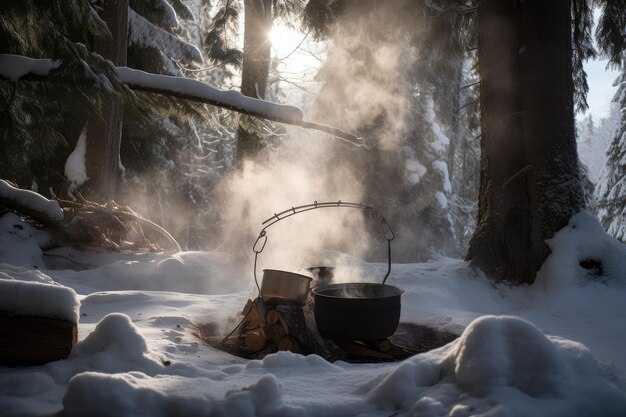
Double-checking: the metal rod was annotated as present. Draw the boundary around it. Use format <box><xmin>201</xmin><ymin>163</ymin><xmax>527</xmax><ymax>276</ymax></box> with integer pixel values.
<box><xmin>253</xmin><ymin>200</ymin><xmax>395</xmax><ymax>286</ymax></box>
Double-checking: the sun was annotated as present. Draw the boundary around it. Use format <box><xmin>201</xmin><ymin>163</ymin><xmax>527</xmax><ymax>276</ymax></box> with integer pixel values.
<box><xmin>268</xmin><ymin>23</ymin><xmax>305</xmax><ymax>58</ymax></box>
<box><xmin>268</xmin><ymin>23</ymin><xmax>323</xmax><ymax>77</ymax></box>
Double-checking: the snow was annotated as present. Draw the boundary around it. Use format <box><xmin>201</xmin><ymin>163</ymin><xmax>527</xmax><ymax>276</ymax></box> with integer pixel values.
<box><xmin>0</xmin><ymin>213</ymin><xmax>52</xmax><ymax>268</ymax></box>
<box><xmin>405</xmin><ymin>158</ymin><xmax>427</xmax><ymax>185</ymax></box>
<box><xmin>434</xmin><ymin>191</ymin><xmax>448</xmax><ymax>208</ymax></box>
<box><xmin>64</xmin><ymin>126</ymin><xmax>89</xmax><ymax>191</ymax></box>
<box><xmin>0</xmin><ymin>180</ymin><xmax>64</xmax><ymax>223</ymax></box>
<box><xmin>116</xmin><ymin>66</ymin><xmax>305</xmax><ymax>123</ymax></box>
<box><xmin>0</xmin><ymin>210</ymin><xmax>625</xmax><ymax>416</ymax></box>
<box><xmin>432</xmin><ymin>160</ymin><xmax>452</xmax><ymax>193</ymax></box>
<box><xmin>128</xmin><ymin>8</ymin><xmax>201</xmax><ymax>76</ymax></box>
<box><xmin>0</xmin><ymin>53</ymin><xmax>305</xmax><ymax>125</ymax></box>
<box><xmin>0</xmin><ymin>54</ymin><xmax>60</xmax><ymax>81</ymax></box>
<box><xmin>0</xmin><ymin>274</ymin><xmax>79</xmax><ymax>322</ymax></box>
<box><xmin>535</xmin><ymin>210</ymin><xmax>626</xmax><ymax>293</ymax></box>
<box><xmin>367</xmin><ymin>316</ymin><xmax>626</xmax><ymax>416</ymax></box>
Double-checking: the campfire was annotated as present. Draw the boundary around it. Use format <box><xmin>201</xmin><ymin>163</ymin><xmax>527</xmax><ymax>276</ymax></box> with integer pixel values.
<box><xmin>197</xmin><ymin>201</ymin><xmax>458</xmax><ymax>362</ymax></box>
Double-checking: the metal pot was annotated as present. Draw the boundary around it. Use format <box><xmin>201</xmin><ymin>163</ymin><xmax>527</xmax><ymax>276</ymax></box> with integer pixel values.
<box><xmin>260</xmin><ymin>269</ymin><xmax>312</xmax><ymax>306</ymax></box>
<box><xmin>312</xmin><ymin>282</ymin><xmax>403</xmax><ymax>341</ymax></box>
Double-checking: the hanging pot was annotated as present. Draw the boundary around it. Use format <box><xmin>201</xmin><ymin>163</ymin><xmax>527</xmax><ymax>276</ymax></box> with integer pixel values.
<box><xmin>312</xmin><ymin>281</ymin><xmax>403</xmax><ymax>341</ymax></box>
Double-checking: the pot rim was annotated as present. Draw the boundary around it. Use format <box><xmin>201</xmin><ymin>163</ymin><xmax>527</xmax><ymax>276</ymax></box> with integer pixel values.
<box><xmin>262</xmin><ymin>269</ymin><xmax>313</xmax><ymax>281</ymax></box>
<box><xmin>312</xmin><ymin>282</ymin><xmax>404</xmax><ymax>299</ymax></box>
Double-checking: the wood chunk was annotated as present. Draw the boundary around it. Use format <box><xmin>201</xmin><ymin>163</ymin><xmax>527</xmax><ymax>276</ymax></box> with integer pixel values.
<box><xmin>277</xmin><ymin>311</ymin><xmax>290</xmax><ymax>335</ymax></box>
<box><xmin>277</xmin><ymin>336</ymin><xmax>302</xmax><ymax>353</ymax></box>
<box><xmin>0</xmin><ymin>312</ymin><xmax>77</xmax><ymax>366</ymax></box>
<box><xmin>242</xmin><ymin>299</ymin><xmax>261</xmax><ymax>328</ymax></box>
<box><xmin>375</xmin><ymin>339</ymin><xmax>393</xmax><ymax>353</ymax></box>
<box><xmin>337</xmin><ymin>341</ymin><xmax>394</xmax><ymax>360</ymax></box>
<box><xmin>266</xmin><ymin>308</ymin><xmax>280</xmax><ymax>325</ymax></box>
<box><xmin>244</xmin><ymin>328</ymin><xmax>267</xmax><ymax>352</ymax></box>
<box><xmin>265</xmin><ymin>322</ymin><xmax>286</xmax><ymax>344</ymax></box>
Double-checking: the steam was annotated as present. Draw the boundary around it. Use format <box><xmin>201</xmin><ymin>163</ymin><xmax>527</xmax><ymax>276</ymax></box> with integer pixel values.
<box><xmin>114</xmin><ymin>1</ymin><xmax>463</xmax><ymax>292</ymax></box>
<box><xmin>214</xmin><ymin>5</ymin><xmax>418</xmax><ymax>284</ymax></box>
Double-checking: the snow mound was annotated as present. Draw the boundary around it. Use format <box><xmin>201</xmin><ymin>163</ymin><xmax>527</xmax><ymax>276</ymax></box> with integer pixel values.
<box><xmin>367</xmin><ymin>315</ymin><xmax>626</xmax><ymax>416</ymax></box>
<box><xmin>453</xmin><ymin>315</ymin><xmax>567</xmax><ymax>396</ymax></box>
<box><xmin>70</xmin><ymin>313</ymin><xmax>163</xmax><ymax>373</ymax></box>
<box><xmin>536</xmin><ymin>210</ymin><xmax>626</xmax><ymax>293</ymax></box>
<box><xmin>247</xmin><ymin>351</ymin><xmax>340</xmax><ymax>371</ymax></box>
<box><xmin>61</xmin><ymin>372</ymin><xmax>298</xmax><ymax>417</ymax></box>
<box><xmin>222</xmin><ymin>374</ymin><xmax>301</xmax><ymax>417</ymax></box>
<box><xmin>0</xmin><ymin>270</ymin><xmax>79</xmax><ymax>322</ymax></box>
<box><xmin>62</xmin><ymin>372</ymin><xmax>217</xmax><ymax>417</ymax></box>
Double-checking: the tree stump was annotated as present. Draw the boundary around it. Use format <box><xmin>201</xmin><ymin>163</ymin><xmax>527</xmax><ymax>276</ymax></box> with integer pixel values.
<box><xmin>0</xmin><ymin>312</ymin><xmax>77</xmax><ymax>366</ymax></box>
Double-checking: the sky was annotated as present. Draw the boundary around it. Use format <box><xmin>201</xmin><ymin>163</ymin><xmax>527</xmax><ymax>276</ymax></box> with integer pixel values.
<box><xmin>581</xmin><ymin>57</ymin><xmax>620</xmax><ymax>121</ymax></box>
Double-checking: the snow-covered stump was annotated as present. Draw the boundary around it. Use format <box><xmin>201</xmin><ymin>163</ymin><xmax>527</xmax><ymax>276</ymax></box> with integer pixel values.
<box><xmin>0</xmin><ymin>313</ymin><xmax>77</xmax><ymax>366</ymax></box>
<box><xmin>0</xmin><ymin>272</ymin><xmax>80</xmax><ymax>366</ymax></box>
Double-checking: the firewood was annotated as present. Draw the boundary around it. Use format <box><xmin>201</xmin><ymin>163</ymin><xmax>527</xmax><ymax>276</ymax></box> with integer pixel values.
<box><xmin>336</xmin><ymin>341</ymin><xmax>394</xmax><ymax>360</ymax></box>
<box><xmin>277</xmin><ymin>336</ymin><xmax>302</xmax><ymax>353</ymax></box>
<box><xmin>266</xmin><ymin>309</ymin><xmax>280</xmax><ymax>325</ymax></box>
<box><xmin>245</xmin><ymin>329</ymin><xmax>267</xmax><ymax>352</ymax></box>
<box><xmin>368</xmin><ymin>339</ymin><xmax>392</xmax><ymax>353</ymax></box>
<box><xmin>265</xmin><ymin>322</ymin><xmax>286</xmax><ymax>344</ymax></box>
<box><xmin>277</xmin><ymin>311</ymin><xmax>290</xmax><ymax>335</ymax></box>
<box><xmin>242</xmin><ymin>299</ymin><xmax>260</xmax><ymax>329</ymax></box>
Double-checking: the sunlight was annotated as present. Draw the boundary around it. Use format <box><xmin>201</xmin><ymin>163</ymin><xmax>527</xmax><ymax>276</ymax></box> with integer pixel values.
<box><xmin>267</xmin><ymin>23</ymin><xmax>325</xmax><ymax>103</ymax></box>
<box><xmin>268</xmin><ymin>23</ymin><xmax>304</xmax><ymax>57</ymax></box>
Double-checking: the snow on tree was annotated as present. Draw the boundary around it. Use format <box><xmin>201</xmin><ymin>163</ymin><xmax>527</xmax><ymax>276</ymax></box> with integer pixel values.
<box><xmin>577</xmin><ymin>107</ymin><xmax>620</xmax><ymax>184</ymax></box>
<box><xmin>303</xmin><ymin>0</ymin><xmax>475</xmax><ymax>261</ymax></box>
<box><xmin>0</xmin><ymin>0</ymin><xmax>127</xmax><ymax>195</ymax></box>
<box><xmin>594</xmin><ymin>70</ymin><xmax>626</xmax><ymax>242</ymax></box>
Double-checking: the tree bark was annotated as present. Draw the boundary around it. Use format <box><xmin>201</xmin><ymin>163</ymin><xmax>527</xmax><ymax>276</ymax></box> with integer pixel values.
<box><xmin>235</xmin><ymin>0</ymin><xmax>273</xmax><ymax>167</ymax></box>
<box><xmin>467</xmin><ymin>0</ymin><xmax>584</xmax><ymax>285</ymax></box>
<box><xmin>85</xmin><ymin>0</ymin><xmax>128</xmax><ymax>201</ymax></box>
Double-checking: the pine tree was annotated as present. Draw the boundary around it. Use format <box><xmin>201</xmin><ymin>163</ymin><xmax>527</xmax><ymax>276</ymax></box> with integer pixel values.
<box><xmin>466</xmin><ymin>0</ymin><xmax>626</xmax><ymax>285</ymax></box>
<box><xmin>303</xmin><ymin>0</ymin><xmax>475</xmax><ymax>261</ymax></box>
<box><xmin>0</xmin><ymin>0</ymin><xmax>129</xmax><ymax>195</ymax></box>
<box><xmin>595</xmin><ymin>70</ymin><xmax>626</xmax><ymax>242</ymax></box>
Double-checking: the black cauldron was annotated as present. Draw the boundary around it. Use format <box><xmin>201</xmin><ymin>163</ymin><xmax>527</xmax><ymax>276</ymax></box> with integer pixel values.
<box><xmin>312</xmin><ymin>282</ymin><xmax>403</xmax><ymax>341</ymax></box>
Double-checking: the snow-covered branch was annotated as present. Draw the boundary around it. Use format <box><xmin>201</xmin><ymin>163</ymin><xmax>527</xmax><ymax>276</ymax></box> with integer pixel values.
<box><xmin>0</xmin><ymin>180</ymin><xmax>64</xmax><ymax>225</ymax></box>
<box><xmin>0</xmin><ymin>54</ymin><xmax>360</xmax><ymax>142</ymax></box>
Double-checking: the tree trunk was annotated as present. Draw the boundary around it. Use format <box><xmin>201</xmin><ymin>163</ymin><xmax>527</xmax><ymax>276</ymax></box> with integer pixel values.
<box><xmin>85</xmin><ymin>0</ymin><xmax>128</xmax><ymax>201</ymax></box>
<box><xmin>235</xmin><ymin>0</ymin><xmax>273</xmax><ymax>167</ymax></box>
<box><xmin>467</xmin><ymin>0</ymin><xmax>584</xmax><ymax>285</ymax></box>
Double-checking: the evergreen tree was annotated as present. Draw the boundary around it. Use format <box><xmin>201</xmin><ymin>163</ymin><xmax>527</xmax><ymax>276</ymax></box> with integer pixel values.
<box><xmin>595</xmin><ymin>70</ymin><xmax>626</xmax><ymax>242</ymax></box>
<box><xmin>304</xmin><ymin>0</ymin><xmax>476</xmax><ymax>261</ymax></box>
<box><xmin>0</xmin><ymin>0</ymin><xmax>129</xmax><ymax>195</ymax></box>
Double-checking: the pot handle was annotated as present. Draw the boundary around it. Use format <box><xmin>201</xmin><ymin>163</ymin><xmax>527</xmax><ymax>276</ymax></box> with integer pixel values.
<box><xmin>252</xmin><ymin>201</ymin><xmax>395</xmax><ymax>292</ymax></box>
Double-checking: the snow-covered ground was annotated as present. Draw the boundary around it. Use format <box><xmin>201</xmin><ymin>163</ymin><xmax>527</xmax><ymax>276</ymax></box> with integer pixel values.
<box><xmin>1</xmin><ymin>211</ymin><xmax>625</xmax><ymax>416</ymax></box>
